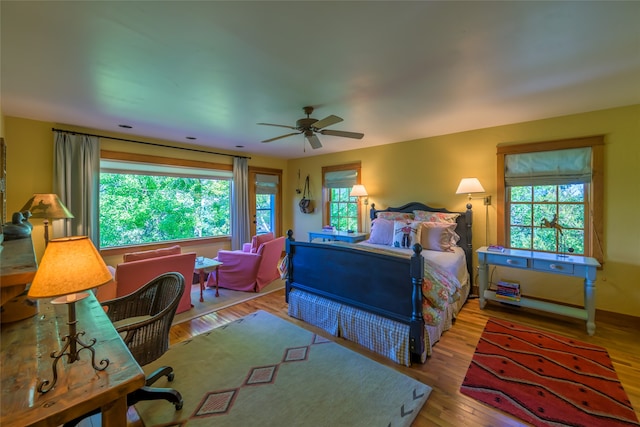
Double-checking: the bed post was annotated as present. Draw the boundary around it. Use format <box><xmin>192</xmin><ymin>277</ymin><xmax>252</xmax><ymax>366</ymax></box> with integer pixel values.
<box><xmin>369</xmin><ymin>202</ymin><xmax>377</xmax><ymax>221</ymax></box>
<box><xmin>409</xmin><ymin>243</ymin><xmax>425</xmax><ymax>360</ymax></box>
<box><xmin>285</xmin><ymin>229</ymin><xmax>295</xmax><ymax>303</ymax></box>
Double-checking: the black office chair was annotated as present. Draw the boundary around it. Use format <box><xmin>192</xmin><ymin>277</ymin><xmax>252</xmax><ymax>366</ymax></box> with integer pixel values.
<box><xmin>64</xmin><ymin>272</ymin><xmax>185</xmax><ymax>426</ymax></box>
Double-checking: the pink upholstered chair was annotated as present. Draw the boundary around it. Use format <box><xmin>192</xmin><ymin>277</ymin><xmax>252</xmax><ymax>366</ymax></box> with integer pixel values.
<box><xmin>96</xmin><ymin>245</ymin><xmax>196</xmax><ymax>314</ymax></box>
<box><xmin>207</xmin><ymin>233</ymin><xmax>285</xmax><ymax>292</ymax></box>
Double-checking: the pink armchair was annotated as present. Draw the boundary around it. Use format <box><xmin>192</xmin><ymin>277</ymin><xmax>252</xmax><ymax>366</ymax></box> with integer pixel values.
<box><xmin>96</xmin><ymin>245</ymin><xmax>196</xmax><ymax>314</ymax></box>
<box><xmin>207</xmin><ymin>233</ymin><xmax>285</xmax><ymax>292</ymax></box>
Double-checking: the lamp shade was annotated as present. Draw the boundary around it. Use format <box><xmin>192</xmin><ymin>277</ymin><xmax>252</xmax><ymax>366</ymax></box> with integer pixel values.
<box><xmin>28</xmin><ymin>236</ymin><xmax>112</xmax><ymax>299</ymax></box>
<box><xmin>20</xmin><ymin>194</ymin><xmax>74</xmax><ymax>219</ymax></box>
<box><xmin>455</xmin><ymin>178</ymin><xmax>485</xmax><ymax>195</ymax></box>
<box><xmin>350</xmin><ymin>184</ymin><xmax>368</xmax><ymax>197</ymax></box>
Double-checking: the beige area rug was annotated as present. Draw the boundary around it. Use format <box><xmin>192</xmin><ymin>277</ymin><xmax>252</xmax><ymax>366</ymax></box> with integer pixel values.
<box><xmin>172</xmin><ymin>279</ymin><xmax>285</xmax><ymax>325</ymax></box>
<box><xmin>137</xmin><ymin>310</ymin><xmax>431</xmax><ymax>427</ymax></box>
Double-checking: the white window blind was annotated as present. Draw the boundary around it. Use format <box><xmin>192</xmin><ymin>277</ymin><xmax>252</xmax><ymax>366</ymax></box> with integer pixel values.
<box><xmin>100</xmin><ymin>159</ymin><xmax>232</xmax><ymax>180</ymax></box>
<box><xmin>255</xmin><ymin>173</ymin><xmax>279</xmax><ymax>195</ymax></box>
<box><xmin>505</xmin><ymin>147</ymin><xmax>592</xmax><ymax>186</ymax></box>
<box><xmin>324</xmin><ymin>170</ymin><xmax>358</xmax><ymax>188</ymax></box>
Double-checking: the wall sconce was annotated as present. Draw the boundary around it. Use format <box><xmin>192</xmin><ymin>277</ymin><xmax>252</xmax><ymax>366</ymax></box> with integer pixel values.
<box><xmin>27</xmin><ymin>236</ymin><xmax>113</xmax><ymax>393</ymax></box>
<box><xmin>20</xmin><ymin>193</ymin><xmax>74</xmax><ymax>245</ymax></box>
<box><xmin>350</xmin><ymin>184</ymin><xmax>369</xmax><ymax>206</ymax></box>
<box><xmin>455</xmin><ymin>178</ymin><xmax>491</xmax><ymax>206</ymax></box>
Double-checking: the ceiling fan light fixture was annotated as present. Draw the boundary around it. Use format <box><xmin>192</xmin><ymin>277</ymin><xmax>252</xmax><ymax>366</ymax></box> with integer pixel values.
<box><xmin>257</xmin><ymin>106</ymin><xmax>364</xmax><ymax>150</ymax></box>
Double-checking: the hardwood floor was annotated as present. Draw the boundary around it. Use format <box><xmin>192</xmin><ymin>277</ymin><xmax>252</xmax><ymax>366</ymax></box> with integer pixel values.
<box><xmin>137</xmin><ymin>290</ymin><xmax>640</xmax><ymax>426</ymax></box>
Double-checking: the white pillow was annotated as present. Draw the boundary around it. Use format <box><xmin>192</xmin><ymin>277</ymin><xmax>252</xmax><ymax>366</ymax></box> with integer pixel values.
<box><xmin>392</xmin><ymin>220</ymin><xmax>422</xmax><ymax>249</ymax></box>
<box><xmin>420</xmin><ymin>222</ymin><xmax>457</xmax><ymax>252</ymax></box>
<box><xmin>368</xmin><ymin>218</ymin><xmax>394</xmax><ymax>245</ymax></box>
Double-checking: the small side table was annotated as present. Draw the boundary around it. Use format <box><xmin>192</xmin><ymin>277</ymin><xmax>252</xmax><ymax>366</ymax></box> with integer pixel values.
<box><xmin>476</xmin><ymin>246</ymin><xmax>601</xmax><ymax>335</ymax></box>
<box><xmin>194</xmin><ymin>258</ymin><xmax>223</xmax><ymax>302</ymax></box>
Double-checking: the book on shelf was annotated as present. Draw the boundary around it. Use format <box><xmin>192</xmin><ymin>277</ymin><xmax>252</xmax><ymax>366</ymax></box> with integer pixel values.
<box><xmin>487</xmin><ymin>245</ymin><xmax>505</xmax><ymax>252</ymax></box>
<box><xmin>495</xmin><ymin>280</ymin><xmax>521</xmax><ymax>302</ymax></box>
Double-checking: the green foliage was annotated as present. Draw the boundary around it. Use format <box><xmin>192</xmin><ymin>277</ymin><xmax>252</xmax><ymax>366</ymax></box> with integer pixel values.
<box><xmin>99</xmin><ymin>173</ymin><xmax>230</xmax><ymax>248</ymax></box>
<box><xmin>329</xmin><ymin>188</ymin><xmax>358</xmax><ymax>231</ymax></box>
<box><xmin>508</xmin><ymin>184</ymin><xmax>585</xmax><ymax>254</ymax></box>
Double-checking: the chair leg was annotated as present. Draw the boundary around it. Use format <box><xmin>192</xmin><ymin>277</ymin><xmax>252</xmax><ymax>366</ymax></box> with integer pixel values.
<box><xmin>146</xmin><ymin>365</ymin><xmax>175</xmax><ymax>386</ymax></box>
<box><xmin>127</xmin><ymin>385</ymin><xmax>184</xmax><ymax>410</ymax></box>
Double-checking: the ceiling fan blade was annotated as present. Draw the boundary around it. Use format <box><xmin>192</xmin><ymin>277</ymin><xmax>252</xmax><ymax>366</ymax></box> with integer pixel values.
<box><xmin>311</xmin><ymin>115</ymin><xmax>343</xmax><ymax>130</ymax></box>
<box><xmin>319</xmin><ymin>129</ymin><xmax>365</xmax><ymax>139</ymax></box>
<box><xmin>261</xmin><ymin>132</ymin><xmax>300</xmax><ymax>143</ymax></box>
<box><xmin>257</xmin><ymin>122</ymin><xmax>297</xmax><ymax>130</ymax></box>
<box><xmin>305</xmin><ymin>133</ymin><xmax>323</xmax><ymax>149</ymax></box>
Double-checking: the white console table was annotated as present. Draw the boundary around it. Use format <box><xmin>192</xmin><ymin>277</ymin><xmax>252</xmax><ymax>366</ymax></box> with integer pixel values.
<box><xmin>476</xmin><ymin>246</ymin><xmax>601</xmax><ymax>335</ymax></box>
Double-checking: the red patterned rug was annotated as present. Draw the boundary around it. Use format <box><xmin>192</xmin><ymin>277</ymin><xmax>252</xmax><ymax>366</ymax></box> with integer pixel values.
<box><xmin>461</xmin><ymin>318</ymin><xmax>639</xmax><ymax>427</ymax></box>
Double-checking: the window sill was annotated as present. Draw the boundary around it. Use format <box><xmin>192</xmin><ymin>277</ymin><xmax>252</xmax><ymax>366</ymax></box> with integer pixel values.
<box><xmin>100</xmin><ymin>236</ymin><xmax>230</xmax><ymax>257</ymax></box>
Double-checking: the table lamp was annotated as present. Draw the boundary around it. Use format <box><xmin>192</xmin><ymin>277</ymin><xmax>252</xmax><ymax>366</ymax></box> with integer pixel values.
<box><xmin>20</xmin><ymin>193</ymin><xmax>74</xmax><ymax>245</ymax></box>
<box><xmin>27</xmin><ymin>236</ymin><xmax>113</xmax><ymax>393</ymax></box>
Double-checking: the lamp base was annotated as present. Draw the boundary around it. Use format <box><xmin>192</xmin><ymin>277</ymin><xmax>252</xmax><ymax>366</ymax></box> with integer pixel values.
<box><xmin>38</xmin><ymin>296</ymin><xmax>109</xmax><ymax>393</ymax></box>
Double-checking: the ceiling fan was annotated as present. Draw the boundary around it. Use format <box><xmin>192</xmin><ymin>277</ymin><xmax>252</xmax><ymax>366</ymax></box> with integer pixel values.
<box><xmin>258</xmin><ymin>106</ymin><xmax>364</xmax><ymax>149</ymax></box>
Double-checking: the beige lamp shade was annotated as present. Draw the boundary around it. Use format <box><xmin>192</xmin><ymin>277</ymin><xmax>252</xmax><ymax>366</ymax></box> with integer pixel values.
<box><xmin>28</xmin><ymin>236</ymin><xmax>112</xmax><ymax>299</ymax></box>
<box><xmin>20</xmin><ymin>194</ymin><xmax>74</xmax><ymax>219</ymax></box>
<box><xmin>455</xmin><ymin>178</ymin><xmax>485</xmax><ymax>195</ymax></box>
<box><xmin>349</xmin><ymin>184</ymin><xmax>369</xmax><ymax>197</ymax></box>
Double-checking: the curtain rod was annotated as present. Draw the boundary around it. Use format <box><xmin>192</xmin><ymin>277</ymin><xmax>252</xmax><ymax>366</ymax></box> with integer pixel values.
<box><xmin>51</xmin><ymin>128</ymin><xmax>251</xmax><ymax>160</ymax></box>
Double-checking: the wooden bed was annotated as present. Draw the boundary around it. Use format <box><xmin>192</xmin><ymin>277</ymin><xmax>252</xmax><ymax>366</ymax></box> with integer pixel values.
<box><xmin>285</xmin><ymin>202</ymin><xmax>473</xmax><ymax>366</ymax></box>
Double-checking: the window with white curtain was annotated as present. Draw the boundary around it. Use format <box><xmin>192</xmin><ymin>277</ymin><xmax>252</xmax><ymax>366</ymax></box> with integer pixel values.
<box><xmin>255</xmin><ymin>173</ymin><xmax>278</xmax><ymax>234</ymax></box>
<box><xmin>99</xmin><ymin>155</ymin><xmax>232</xmax><ymax>249</ymax></box>
<box><xmin>497</xmin><ymin>136</ymin><xmax>604</xmax><ymax>261</ymax></box>
<box><xmin>322</xmin><ymin>163</ymin><xmax>361</xmax><ymax>231</ymax></box>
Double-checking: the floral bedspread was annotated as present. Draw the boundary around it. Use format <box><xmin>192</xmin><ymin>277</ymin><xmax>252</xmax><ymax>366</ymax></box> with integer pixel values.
<box><xmin>315</xmin><ymin>241</ymin><xmax>462</xmax><ymax>326</ymax></box>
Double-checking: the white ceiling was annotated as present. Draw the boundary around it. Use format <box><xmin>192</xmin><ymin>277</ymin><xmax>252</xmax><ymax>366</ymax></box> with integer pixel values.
<box><xmin>2</xmin><ymin>1</ymin><xmax>639</xmax><ymax>160</ymax></box>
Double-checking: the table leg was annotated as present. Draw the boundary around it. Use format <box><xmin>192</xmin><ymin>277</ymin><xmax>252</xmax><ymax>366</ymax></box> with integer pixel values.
<box><xmin>199</xmin><ymin>270</ymin><xmax>205</xmax><ymax>303</ymax></box>
<box><xmin>100</xmin><ymin>396</ymin><xmax>127</xmax><ymax>427</ymax></box>
<box><xmin>214</xmin><ymin>265</ymin><xmax>220</xmax><ymax>297</ymax></box>
<box><xmin>584</xmin><ymin>277</ymin><xmax>596</xmax><ymax>336</ymax></box>
<box><xmin>478</xmin><ymin>262</ymin><xmax>488</xmax><ymax>309</ymax></box>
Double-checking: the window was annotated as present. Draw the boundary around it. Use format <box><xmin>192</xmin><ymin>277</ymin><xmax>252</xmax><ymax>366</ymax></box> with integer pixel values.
<box><xmin>322</xmin><ymin>162</ymin><xmax>362</xmax><ymax>231</ymax></box>
<box><xmin>254</xmin><ymin>173</ymin><xmax>278</xmax><ymax>234</ymax></box>
<box><xmin>497</xmin><ymin>136</ymin><xmax>604</xmax><ymax>262</ymax></box>
<box><xmin>508</xmin><ymin>183</ymin><xmax>586</xmax><ymax>254</ymax></box>
<box><xmin>99</xmin><ymin>152</ymin><xmax>232</xmax><ymax>249</ymax></box>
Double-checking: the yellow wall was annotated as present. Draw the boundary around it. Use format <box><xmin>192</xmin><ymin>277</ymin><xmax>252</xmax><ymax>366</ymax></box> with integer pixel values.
<box><xmin>286</xmin><ymin>105</ymin><xmax>640</xmax><ymax>316</ymax></box>
<box><xmin>4</xmin><ymin>105</ymin><xmax>639</xmax><ymax>316</ymax></box>
<box><xmin>2</xmin><ymin>117</ymin><xmax>287</xmax><ymax>265</ymax></box>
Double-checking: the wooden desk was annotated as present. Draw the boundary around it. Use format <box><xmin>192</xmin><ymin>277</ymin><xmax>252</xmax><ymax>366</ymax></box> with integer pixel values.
<box><xmin>308</xmin><ymin>230</ymin><xmax>368</xmax><ymax>243</ymax></box>
<box><xmin>477</xmin><ymin>246</ymin><xmax>601</xmax><ymax>335</ymax></box>
<box><xmin>194</xmin><ymin>257</ymin><xmax>223</xmax><ymax>301</ymax></box>
<box><xmin>1</xmin><ymin>292</ymin><xmax>145</xmax><ymax>427</ymax></box>
<box><xmin>1</xmin><ymin>238</ymin><xmax>39</xmax><ymax>321</ymax></box>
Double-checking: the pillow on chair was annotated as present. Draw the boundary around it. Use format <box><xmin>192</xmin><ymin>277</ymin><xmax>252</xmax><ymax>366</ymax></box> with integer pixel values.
<box><xmin>250</xmin><ymin>233</ymin><xmax>274</xmax><ymax>253</ymax></box>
